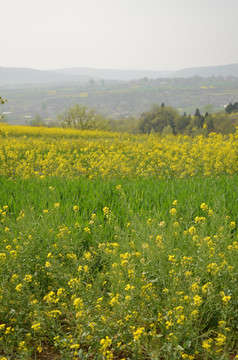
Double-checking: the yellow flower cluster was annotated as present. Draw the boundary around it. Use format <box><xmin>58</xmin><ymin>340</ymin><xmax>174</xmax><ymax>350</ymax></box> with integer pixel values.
<box><xmin>1</xmin><ymin>124</ymin><xmax>238</xmax><ymax>178</ymax></box>
<box><xmin>0</xmin><ymin>148</ymin><xmax>237</xmax><ymax>359</ymax></box>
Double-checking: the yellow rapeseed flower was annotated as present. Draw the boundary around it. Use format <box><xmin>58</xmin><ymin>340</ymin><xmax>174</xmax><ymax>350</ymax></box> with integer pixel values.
<box><xmin>169</xmin><ymin>208</ymin><xmax>177</xmax><ymax>215</ymax></box>
<box><xmin>133</xmin><ymin>327</ymin><xmax>145</xmax><ymax>341</ymax></box>
<box><xmin>31</xmin><ymin>323</ymin><xmax>41</xmax><ymax>331</ymax></box>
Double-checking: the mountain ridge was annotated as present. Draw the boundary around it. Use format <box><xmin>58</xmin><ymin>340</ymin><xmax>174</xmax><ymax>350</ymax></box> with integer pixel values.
<box><xmin>1</xmin><ymin>63</ymin><xmax>238</xmax><ymax>85</ymax></box>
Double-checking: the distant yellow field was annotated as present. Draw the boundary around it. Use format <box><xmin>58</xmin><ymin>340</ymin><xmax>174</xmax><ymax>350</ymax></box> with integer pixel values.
<box><xmin>79</xmin><ymin>92</ymin><xmax>88</xmax><ymax>97</ymax></box>
<box><xmin>0</xmin><ymin>124</ymin><xmax>238</xmax><ymax>178</ymax></box>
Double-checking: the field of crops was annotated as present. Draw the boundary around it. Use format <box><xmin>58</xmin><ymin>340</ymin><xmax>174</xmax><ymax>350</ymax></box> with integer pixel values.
<box><xmin>0</xmin><ymin>125</ymin><xmax>238</xmax><ymax>359</ymax></box>
<box><xmin>1</xmin><ymin>124</ymin><xmax>238</xmax><ymax>178</ymax></box>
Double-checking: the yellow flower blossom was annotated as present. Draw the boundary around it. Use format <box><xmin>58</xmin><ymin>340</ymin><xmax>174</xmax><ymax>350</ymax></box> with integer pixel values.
<box><xmin>18</xmin><ymin>341</ymin><xmax>28</xmax><ymax>351</ymax></box>
<box><xmin>193</xmin><ymin>295</ymin><xmax>202</xmax><ymax>306</ymax></box>
<box><xmin>220</xmin><ymin>291</ymin><xmax>231</xmax><ymax>305</ymax></box>
<box><xmin>0</xmin><ymin>253</ymin><xmax>7</xmax><ymax>262</ymax></box>
<box><xmin>188</xmin><ymin>226</ymin><xmax>196</xmax><ymax>235</ymax></box>
<box><xmin>125</xmin><ymin>284</ymin><xmax>135</xmax><ymax>291</ymax></box>
<box><xmin>31</xmin><ymin>323</ymin><xmax>41</xmax><ymax>331</ymax></box>
<box><xmin>133</xmin><ymin>327</ymin><xmax>145</xmax><ymax>341</ymax></box>
<box><xmin>23</xmin><ymin>274</ymin><xmax>33</xmax><ymax>282</ymax></box>
<box><xmin>100</xmin><ymin>336</ymin><xmax>112</xmax><ymax>350</ymax></box>
<box><xmin>169</xmin><ymin>208</ymin><xmax>177</xmax><ymax>215</ymax></box>
<box><xmin>202</xmin><ymin>338</ymin><xmax>213</xmax><ymax>350</ymax></box>
<box><xmin>200</xmin><ymin>203</ymin><xmax>208</xmax><ymax>211</ymax></box>
<box><xmin>215</xmin><ymin>333</ymin><xmax>226</xmax><ymax>347</ymax></box>
<box><xmin>15</xmin><ymin>283</ymin><xmax>23</xmax><ymax>292</ymax></box>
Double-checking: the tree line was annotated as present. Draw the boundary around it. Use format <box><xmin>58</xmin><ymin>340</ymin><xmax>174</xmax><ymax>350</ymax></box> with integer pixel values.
<box><xmin>139</xmin><ymin>104</ymin><xmax>211</xmax><ymax>135</ymax></box>
<box><xmin>1</xmin><ymin>95</ymin><xmax>238</xmax><ymax>135</ymax></box>
<box><xmin>112</xmin><ymin>102</ymin><xmax>238</xmax><ymax>135</ymax></box>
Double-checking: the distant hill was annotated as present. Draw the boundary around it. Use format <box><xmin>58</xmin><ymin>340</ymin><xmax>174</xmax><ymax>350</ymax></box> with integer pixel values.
<box><xmin>0</xmin><ymin>67</ymin><xmax>92</xmax><ymax>85</ymax></box>
<box><xmin>175</xmin><ymin>63</ymin><xmax>238</xmax><ymax>78</ymax></box>
<box><xmin>0</xmin><ymin>63</ymin><xmax>238</xmax><ymax>85</ymax></box>
<box><xmin>52</xmin><ymin>68</ymin><xmax>174</xmax><ymax>81</ymax></box>
<box><xmin>53</xmin><ymin>64</ymin><xmax>238</xmax><ymax>80</ymax></box>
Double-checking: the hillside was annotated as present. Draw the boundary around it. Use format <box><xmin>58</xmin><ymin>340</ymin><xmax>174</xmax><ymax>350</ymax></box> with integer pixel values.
<box><xmin>0</xmin><ymin>67</ymin><xmax>92</xmax><ymax>85</ymax></box>
<box><xmin>55</xmin><ymin>64</ymin><xmax>238</xmax><ymax>80</ymax></box>
<box><xmin>1</xmin><ymin>63</ymin><xmax>238</xmax><ymax>85</ymax></box>
<box><xmin>1</xmin><ymin>76</ymin><xmax>238</xmax><ymax>124</ymax></box>
<box><xmin>175</xmin><ymin>63</ymin><xmax>238</xmax><ymax>78</ymax></box>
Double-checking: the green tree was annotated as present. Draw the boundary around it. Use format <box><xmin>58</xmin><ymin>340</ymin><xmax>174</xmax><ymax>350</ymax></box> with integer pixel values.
<box><xmin>225</xmin><ymin>102</ymin><xmax>238</xmax><ymax>114</ymax></box>
<box><xmin>192</xmin><ymin>108</ymin><xmax>204</xmax><ymax>128</ymax></box>
<box><xmin>174</xmin><ymin>113</ymin><xmax>190</xmax><ymax>134</ymax></box>
<box><xmin>204</xmin><ymin>115</ymin><xmax>214</xmax><ymax>133</ymax></box>
<box><xmin>0</xmin><ymin>97</ymin><xmax>7</xmax><ymax>122</ymax></box>
<box><xmin>108</xmin><ymin>116</ymin><xmax>140</xmax><ymax>133</ymax></box>
<box><xmin>212</xmin><ymin>112</ymin><xmax>236</xmax><ymax>134</ymax></box>
<box><xmin>162</xmin><ymin>124</ymin><xmax>173</xmax><ymax>135</ymax></box>
<box><xmin>27</xmin><ymin>114</ymin><xmax>45</xmax><ymax>127</ymax></box>
<box><xmin>225</xmin><ymin>103</ymin><xmax>233</xmax><ymax>114</ymax></box>
<box><xmin>139</xmin><ymin>104</ymin><xmax>179</xmax><ymax>134</ymax></box>
<box><xmin>58</xmin><ymin>104</ymin><xmax>103</xmax><ymax>130</ymax></box>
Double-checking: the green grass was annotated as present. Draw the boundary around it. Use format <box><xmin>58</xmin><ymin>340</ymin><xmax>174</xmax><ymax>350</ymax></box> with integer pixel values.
<box><xmin>0</xmin><ymin>176</ymin><xmax>238</xmax><ymax>359</ymax></box>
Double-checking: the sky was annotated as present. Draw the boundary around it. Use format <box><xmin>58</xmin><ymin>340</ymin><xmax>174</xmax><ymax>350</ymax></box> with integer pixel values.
<box><xmin>1</xmin><ymin>0</ymin><xmax>238</xmax><ymax>71</ymax></box>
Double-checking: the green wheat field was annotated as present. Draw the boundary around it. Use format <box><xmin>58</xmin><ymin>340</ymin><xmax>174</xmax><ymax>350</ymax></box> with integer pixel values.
<box><xmin>0</xmin><ymin>125</ymin><xmax>238</xmax><ymax>359</ymax></box>
<box><xmin>0</xmin><ymin>175</ymin><xmax>238</xmax><ymax>359</ymax></box>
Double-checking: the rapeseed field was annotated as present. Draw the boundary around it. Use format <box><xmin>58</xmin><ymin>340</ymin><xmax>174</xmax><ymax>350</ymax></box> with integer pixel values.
<box><xmin>0</xmin><ymin>125</ymin><xmax>238</xmax><ymax>359</ymax></box>
<box><xmin>0</xmin><ymin>124</ymin><xmax>238</xmax><ymax>178</ymax></box>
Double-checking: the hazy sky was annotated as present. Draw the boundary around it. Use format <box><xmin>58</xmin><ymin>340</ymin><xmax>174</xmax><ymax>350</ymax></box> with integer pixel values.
<box><xmin>1</xmin><ymin>0</ymin><xmax>238</xmax><ymax>71</ymax></box>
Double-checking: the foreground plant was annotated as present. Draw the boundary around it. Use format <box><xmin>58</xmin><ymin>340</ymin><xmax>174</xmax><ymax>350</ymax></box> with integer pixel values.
<box><xmin>0</xmin><ymin>176</ymin><xmax>238</xmax><ymax>359</ymax></box>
